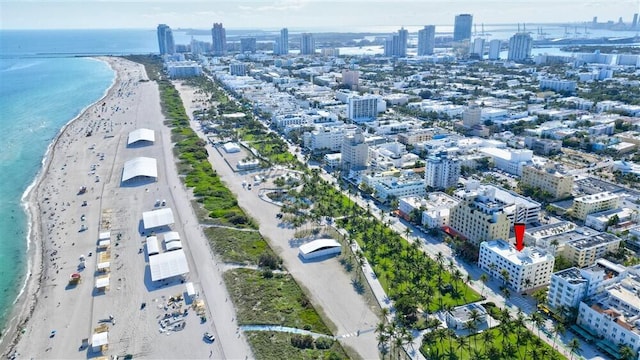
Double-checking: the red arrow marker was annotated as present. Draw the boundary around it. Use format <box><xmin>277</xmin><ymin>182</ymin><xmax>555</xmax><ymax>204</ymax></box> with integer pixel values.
<box><xmin>514</xmin><ymin>222</ymin><xmax>525</xmax><ymax>251</ymax></box>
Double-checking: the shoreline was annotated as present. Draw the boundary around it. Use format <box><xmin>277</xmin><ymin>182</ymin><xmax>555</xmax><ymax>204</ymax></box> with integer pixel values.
<box><xmin>0</xmin><ymin>57</ymin><xmax>117</xmax><ymax>357</ymax></box>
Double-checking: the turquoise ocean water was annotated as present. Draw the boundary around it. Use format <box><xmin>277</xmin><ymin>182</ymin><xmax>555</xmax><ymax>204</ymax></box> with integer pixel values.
<box><xmin>0</xmin><ymin>30</ymin><xmax>147</xmax><ymax>333</ymax></box>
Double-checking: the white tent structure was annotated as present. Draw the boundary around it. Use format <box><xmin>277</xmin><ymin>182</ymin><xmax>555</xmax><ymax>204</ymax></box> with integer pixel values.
<box><xmin>99</xmin><ymin>231</ymin><xmax>110</xmax><ymax>240</ymax></box>
<box><xmin>121</xmin><ymin>157</ymin><xmax>157</xmax><ymax>182</ymax></box>
<box><xmin>299</xmin><ymin>239</ymin><xmax>342</xmax><ymax>260</ymax></box>
<box><xmin>142</xmin><ymin>208</ymin><xmax>174</xmax><ymax>230</ymax></box>
<box><xmin>98</xmin><ymin>239</ymin><xmax>111</xmax><ymax>249</ymax></box>
<box><xmin>127</xmin><ymin>128</ymin><xmax>155</xmax><ymax>145</ymax></box>
<box><xmin>146</xmin><ymin>236</ymin><xmax>160</xmax><ymax>256</ymax></box>
<box><xmin>223</xmin><ymin>142</ymin><xmax>241</xmax><ymax>153</ymax></box>
<box><xmin>91</xmin><ymin>332</ymin><xmax>109</xmax><ymax>352</ymax></box>
<box><xmin>148</xmin><ymin>249</ymin><xmax>189</xmax><ymax>281</ymax></box>
<box><xmin>97</xmin><ymin>261</ymin><xmax>110</xmax><ymax>271</ymax></box>
<box><xmin>165</xmin><ymin>240</ymin><xmax>183</xmax><ymax>251</ymax></box>
<box><xmin>164</xmin><ymin>231</ymin><xmax>180</xmax><ymax>242</ymax></box>
<box><xmin>95</xmin><ymin>275</ymin><xmax>110</xmax><ymax>290</ymax></box>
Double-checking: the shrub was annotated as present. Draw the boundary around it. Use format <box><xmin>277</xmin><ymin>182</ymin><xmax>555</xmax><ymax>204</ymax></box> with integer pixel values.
<box><xmin>315</xmin><ymin>336</ymin><xmax>334</xmax><ymax>350</ymax></box>
<box><xmin>290</xmin><ymin>334</ymin><xmax>314</xmax><ymax>349</ymax></box>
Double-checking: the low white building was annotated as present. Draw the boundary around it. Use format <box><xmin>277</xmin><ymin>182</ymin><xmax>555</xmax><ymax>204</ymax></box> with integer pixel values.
<box><xmin>445</xmin><ymin>303</ymin><xmax>488</xmax><ymax>330</ymax></box>
<box><xmin>478</xmin><ymin>239</ymin><xmax>555</xmax><ymax>293</ymax></box>
<box><xmin>398</xmin><ymin>192</ymin><xmax>460</xmax><ymax>228</ymax></box>
<box><xmin>577</xmin><ymin>270</ymin><xmax>640</xmax><ymax>358</ymax></box>
<box><xmin>585</xmin><ymin>207</ymin><xmax>638</xmax><ymax>232</ymax></box>
<box><xmin>547</xmin><ymin>259</ymin><xmax>626</xmax><ymax>311</ymax></box>
<box><xmin>479</xmin><ymin>147</ymin><xmax>533</xmax><ymax>176</ymax></box>
<box><xmin>166</xmin><ymin>61</ymin><xmax>202</xmax><ymax>78</ymax></box>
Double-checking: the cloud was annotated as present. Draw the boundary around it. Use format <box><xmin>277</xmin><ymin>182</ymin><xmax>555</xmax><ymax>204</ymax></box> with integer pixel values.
<box><xmin>238</xmin><ymin>0</ymin><xmax>308</xmax><ymax>12</ymax></box>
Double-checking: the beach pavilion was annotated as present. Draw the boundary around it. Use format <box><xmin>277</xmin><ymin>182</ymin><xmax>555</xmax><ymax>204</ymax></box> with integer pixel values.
<box><xmin>163</xmin><ymin>231</ymin><xmax>182</xmax><ymax>251</ymax></box>
<box><xmin>298</xmin><ymin>239</ymin><xmax>342</xmax><ymax>260</ymax></box>
<box><xmin>142</xmin><ymin>208</ymin><xmax>174</xmax><ymax>230</ymax></box>
<box><xmin>148</xmin><ymin>249</ymin><xmax>190</xmax><ymax>281</ymax></box>
<box><xmin>121</xmin><ymin>157</ymin><xmax>157</xmax><ymax>183</ymax></box>
<box><xmin>127</xmin><ymin>128</ymin><xmax>155</xmax><ymax>146</ymax></box>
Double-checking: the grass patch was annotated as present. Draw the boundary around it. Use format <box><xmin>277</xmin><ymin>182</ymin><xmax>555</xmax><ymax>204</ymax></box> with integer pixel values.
<box><xmin>204</xmin><ymin>227</ymin><xmax>277</xmax><ymax>265</ymax></box>
<box><xmin>224</xmin><ymin>268</ymin><xmax>331</xmax><ymax>335</ymax></box>
<box><xmin>245</xmin><ymin>331</ymin><xmax>348</xmax><ymax>360</ymax></box>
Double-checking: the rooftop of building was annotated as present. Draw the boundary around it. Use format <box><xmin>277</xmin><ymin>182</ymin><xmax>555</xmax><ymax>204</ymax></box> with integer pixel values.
<box><xmin>574</xmin><ymin>191</ymin><xmax>619</xmax><ymax>204</ymax></box>
<box><xmin>526</xmin><ymin>221</ymin><xmax>577</xmax><ymax>239</ymax></box>
<box><xmin>482</xmin><ymin>239</ymin><xmax>554</xmax><ymax>265</ymax></box>
<box><xmin>567</xmin><ymin>231</ymin><xmax>622</xmax><ymax>250</ymax></box>
<box><xmin>553</xmin><ymin>267</ymin><xmax>588</xmax><ymax>284</ymax></box>
<box><xmin>448</xmin><ymin>303</ymin><xmax>487</xmax><ymax>323</ymax></box>
<box><xmin>542</xmin><ymin>226</ymin><xmax>598</xmax><ymax>244</ymax></box>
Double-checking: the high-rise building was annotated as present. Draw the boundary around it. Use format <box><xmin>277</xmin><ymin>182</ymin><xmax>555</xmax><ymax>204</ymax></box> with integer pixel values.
<box><xmin>462</xmin><ymin>102</ymin><xmax>482</xmax><ymax>127</ymax></box>
<box><xmin>507</xmin><ymin>32</ymin><xmax>533</xmax><ymax>61</ymax></box>
<box><xmin>240</xmin><ymin>38</ymin><xmax>256</xmax><ymax>53</ymax></box>
<box><xmin>425</xmin><ymin>153</ymin><xmax>461</xmax><ymax>190</ymax></box>
<box><xmin>280</xmin><ymin>28</ymin><xmax>289</xmax><ymax>54</ymax></box>
<box><xmin>470</xmin><ymin>38</ymin><xmax>485</xmax><ymax>59</ymax></box>
<box><xmin>300</xmin><ymin>33</ymin><xmax>315</xmax><ymax>55</ymax></box>
<box><xmin>341</xmin><ymin>69</ymin><xmax>359</xmax><ymax>88</ymax></box>
<box><xmin>449</xmin><ymin>189</ymin><xmax>510</xmax><ymax>246</ymax></box>
<box><xmin>341</xmin><ymin>130</ymin><xmax>368</xmax><ymax>171</ymax></box>
<box><xmin>488</xmin><ymin>39</ymin><xmax>501</xmax><ymax>60</ymax></box>
<box><xmin>453</xmin><ymin>14</ymin><xmax>473</xmax><ymax>41</ymax></box>
<box><xmin>384</xmin><ymin>28</ymin><xmax>408</xmax><ymax>57</ymax></box>
<box><xmin>347</xmin><ymin>95</ymin><xmax>378</xmax><ymax>123</ymax></box>
<box><xmin>211</xmin><ymin>23</ymin><xmax>227</xmax><ymax>56</ymax></box>
<box><xmin>157</xmin><ymin>24</ymin><xmax>175</xmax><ymax>55</ymax></box>
<box><xmin>417</xmin><ymin>25</ymin><xmax>436</xmax><ymax>56</ymax></box>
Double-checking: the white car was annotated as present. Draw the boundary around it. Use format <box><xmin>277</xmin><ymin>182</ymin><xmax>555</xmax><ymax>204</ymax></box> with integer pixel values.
<box><xmin>204</xmin><ymin>332</ymin><xmax>215</xmax><ymax>342</ymax></box>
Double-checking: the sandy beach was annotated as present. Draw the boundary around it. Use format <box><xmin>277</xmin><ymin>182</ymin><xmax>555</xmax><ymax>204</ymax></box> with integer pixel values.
<box><xmin>1</xmin><ymin>58</ymin><xmax>252</xmax><ymax>360</ymax></box>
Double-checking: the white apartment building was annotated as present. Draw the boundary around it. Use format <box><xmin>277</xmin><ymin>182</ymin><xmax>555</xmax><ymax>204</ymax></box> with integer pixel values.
<box><xmin>424</xmin><ymin>153</ymin><xmax>461</xmax><ymax>190</ymax></box>
<box><xmin>539</xmin><ymin>79</ymin><xmax>577</xmax><ymax>93</ymax></box>
<box><xmin>347</xmin><ymin>95</ymin><xmax>378</xmax><ymax>123</ymax></box>
<box><xmin>166</xmin><ymin>61</ymin><xmax>202</xmax><ymax>78</ymax></box>
<box><xmin>478</xmin><ymin>239</ymin><xmax>555</xmax><ymax>292</ymax></box>
<box><xmin>524</xmin><ymin>221</ymin><xmax>577</xmax><ymax>248</ymax></box>
<box><xmin>577</xmin><ymin>271</ymin><xmax>640</xmax><ymax>359</ymax></box>
<box><xmin>422</xmin><ymin>192</ymin><xmax>460</xmax><ymax>228</ymax></box>
<box><xmin>341</xmin><ymin>130</ymin><xmax>368</xmax><ymax>171</ymax></box>
<box><xmin>573</xmin><ymin>191</ymin><xmax>621</xmax><ymax>221</ymax></box>
<box><xmin>229</xmin><ymin>63</ymin><xmax>247</xmax><ymax>76</ymax></box>
<box><xmin>398</xmin><ymin>192</ymin><xmax>460</xmax><ymax>228</ymax></box>
<box><xmin>480</xmin><ymin>147</ymin><xmax>533</xmax><ymax>176</ymax></box>
<box><xmin>548</xmin><ymin>259</ymin><xmax>626</xmax><ymax>311</ymax></box>
<box><xmin>586</xmin><ymin>207</ymin><xmax>639</xmax><ymax>232</ymax></box>
<box><xmin>372</xmin><ymin>177</ymin><xmax>426</xmax><ymax>203</ymax></box>
<box><xmin>453</xmin><ymin>182</ymin><xmax>541</xmax><ymax>225</ymax></box>
<box><xmin>303</xmin><ymin>125</ymin><xmax>356</xmax><ymax>152</ymax></box>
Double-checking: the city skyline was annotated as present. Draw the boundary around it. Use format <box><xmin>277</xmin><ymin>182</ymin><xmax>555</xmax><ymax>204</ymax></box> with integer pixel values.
<box><xmin>1</xmin><ymin>0</ymin><xmax>639</xmax><ymax>30</ymax></box>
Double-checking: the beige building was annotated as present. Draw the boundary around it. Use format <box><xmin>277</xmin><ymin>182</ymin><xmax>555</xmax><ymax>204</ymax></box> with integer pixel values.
<box><xmin>449</xmin><ymin>191</ymin><xmax>510</xmax><ymax>246</ymax></box>
<box><xmin>572</xmin><ymin>191</ymin><xmax>621</xmax><ymax>221</ymax></box>
<box><xmin>564</xmin><ymin>232</ymin><xmax>622</xmax><ymax>268</ymax></box>
<box><xmin>397</xmin><ymin>128</ymin><xmax>436</xmax><ymax>145</ymax></box>
<box><xmin>521</xmin><ymin>164</ymin><xmax>574</xmax><ymax>200</ymax></box>
<box><xmin>462</xmin><ymin>102</ymin><xmax>482</xmax><ymax>128</ymax></box>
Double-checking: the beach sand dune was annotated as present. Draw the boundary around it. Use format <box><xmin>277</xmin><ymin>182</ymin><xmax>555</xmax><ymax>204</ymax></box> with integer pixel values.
<box><xmin>3</xmin><ymin>58</ymin><xmax>252</xmax><ymax>360</ymax></box>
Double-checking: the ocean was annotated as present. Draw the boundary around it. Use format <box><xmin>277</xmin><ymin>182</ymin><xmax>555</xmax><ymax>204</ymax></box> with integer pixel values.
<box><xmin>0</xmin><ymin>31</ymin><xmax>124</xmax><ymax>332</ymax></box>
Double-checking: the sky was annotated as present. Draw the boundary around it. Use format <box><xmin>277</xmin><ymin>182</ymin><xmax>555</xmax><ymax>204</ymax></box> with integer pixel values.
<box><xmin>1</xmin><ymin>0</ymin><xmax>639</xmax><ymax>30</ymax></box>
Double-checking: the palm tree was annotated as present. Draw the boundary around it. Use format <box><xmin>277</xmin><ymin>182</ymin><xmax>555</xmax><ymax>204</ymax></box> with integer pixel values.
<box><xmin>529</xmin><ymin>312</ymin><xmax>545</xmax><ymax>338</ymax></box>
<box><xmin>499</xmin><ymin>269</ymin><xmax>510</xmax><ymax>286</ymax></box>
<box><xmin>480</xmin><ymin>273</ymin><xmax>489</xmax><ymax>297</ymax></box>
<box><xmin>619</xmin><ymin>344</ymin><xmax>635</xmax><ymax>360</ymax></box>
<box><xmin>456</xmin><ymin>335</ymin><xmax>467</xmax><ymax>359</ymax></box>
<box><xmin>552</xmin><ymin>322</ymin><xmax>565</xmax><ymax>350</ymax></box>
<box><xmin>567</xmin><ymin>338</ymin><xmax>580</xmax><ymax>360</ymax></box>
